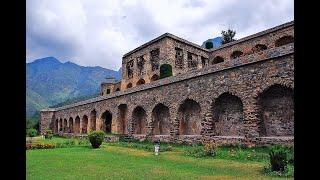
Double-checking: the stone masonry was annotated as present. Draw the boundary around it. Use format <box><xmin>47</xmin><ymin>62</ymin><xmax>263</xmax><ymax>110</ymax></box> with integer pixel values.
<box><xmin>40</xmin><ymin>21</ymin><xmax>294</xmax><ymax>145</ymax></box>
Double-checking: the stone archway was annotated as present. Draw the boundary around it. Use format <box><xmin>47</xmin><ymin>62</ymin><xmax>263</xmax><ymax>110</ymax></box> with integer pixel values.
<box><xmin>82</xmin><ymin>115</ymin><xmax>88</xmax><ymax>134</ymax></box>
<box><xmin>74</xmin><ymin>116</ymin><xmax>80</xmax><ymax>134</ymax></box>
<box><xmin>101</xmin><ymin>111</ymin><xmax>112</xmax><ymax>133</ymax></box>
<box><xmin>212</xmin><ymin>93</ymin><xmax>244</xmax><ymax>136</ymax></box>
<box><xmin>132</xmin><ymin>106</ymin><xmax>147</xmax><ymax>134</ymax></box>
<box><xmin>152</xmin><ymin>103</ymin><xmax>171</xmax><ymax>135</ymax></box>
<box><xmin>118</xmin><ymin>104</ymin><xmax>128</xmax><ymax>134</ymax></box>
<box><xmin>177</xmin><ymin>99</ymin><xmax>202</xmax><ymax>135</ymax></box>
<box><xmin>69</xmin><ymin>117</ymin><xmax>73</xmax><ymax>133</ymax></box>
<box><xmin>55</xmin><ymin>119</ymin><xmax>59</xmax><ymax>133</ymax></box>
<box><xmin>90</xmin><ymin>110</ymin><xmax>97</xmax><ymax>131</ymax></box>
<box><xmin>59</xmin><ymin>119</ymin><xmax>63</xmax><ymax>132</ymax></box>
<box><xmin>63</xmin><ymin>119</ymin><xmax>68</xmax><ymax>133</ymax></box>
<box><xmin>258</xmin><ymin>84</ymin><xmax>294</xmax><ymax>136</ymax></box>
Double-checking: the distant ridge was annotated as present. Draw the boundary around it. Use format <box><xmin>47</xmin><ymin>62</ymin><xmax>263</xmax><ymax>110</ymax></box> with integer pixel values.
<box><xmin>26</xmin><ymin>57</ymin><xmax>121</xmax><ymax>117</ymax></box>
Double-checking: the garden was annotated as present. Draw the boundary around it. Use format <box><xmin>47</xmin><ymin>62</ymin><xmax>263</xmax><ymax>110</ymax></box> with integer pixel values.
<box><xmin>26</xmin><ymin>131</ymin><xmax>294</xmax><ymax>179</ymax></box>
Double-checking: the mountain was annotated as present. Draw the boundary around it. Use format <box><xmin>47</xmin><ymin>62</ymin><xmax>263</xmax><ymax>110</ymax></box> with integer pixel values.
<box><xmin>26</xmin><ymin>57</ymin><xmax>121</xmax><ymax>117</ymax></box>
<box><xmin>201</xmin><ymin>37</ymin><xmax>222</xmax><ymax>49</ymax></box>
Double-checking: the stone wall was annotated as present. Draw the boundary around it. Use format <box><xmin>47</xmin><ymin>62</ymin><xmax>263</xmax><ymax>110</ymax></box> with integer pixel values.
<box><xmin>40</xmin><ymin>21</ymin><xmax>294</xmax><ymax>146</ymax></box>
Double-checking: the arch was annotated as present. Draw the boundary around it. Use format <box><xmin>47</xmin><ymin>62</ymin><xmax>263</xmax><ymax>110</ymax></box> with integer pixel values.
<box><xmin>55</xmin><ymin>119</ymin><xmax>59</xmax><ymax>133</ymax></box>
<box><xmin>152</xmin><ymin>103</ymin><xmax>171</xmax><ymax>135</ymax></box>
<box><xmin>63</xmin><ymin>119</ymin><xmax>68</xmax><ymax>133</ymax></box>
<box><xmin>177</xmin><ymin>99</ymin><xmax>202</xmax><ymax>135</ymax></box>
<box><xmin>212</xmin><ymin>93</ymin><xmax>244</xmax><ymax>136</ymax></box>
<box><xmin>101</xmin><ymin>110</ymin><xmax>112</xmax><ymax>133</ymax></box>
<box><xmin>74</xmin><ymin>116</ymin><xmax>80</xmax><ymax>134</ymax></box>
<box><xmin>69</xmin><ymin>117</ymin><xmax>73</xmax><ymax>133</ymax></box>
<box><xmin>252</xmin><ymin>44</ymin><xmax>267</xmax><ymax>53</ymax></box>
<box><xmin>160</xmin><ymin>64</ymin><xmax>173</xmax><ymax>79</ymax></box>
<box><xmin>59</xmin><ymin>118</ymin><xmax>63</xmax><ymax>132</ymax></box>
<box><xmin>275</xmin><ymin>35</ymin><xmax>294</xmax><ymax>47</ymax></box>
<box><xmin>82</xmin><ymin>115</ymin><xmax>88</xmax><ymax>134</ymax></box>
<box><xmin>132</xmin><ymin>106</ymin><xmax>147</xmax><ymax>134</ymax></box>
<box><xmin>136</xmin><ymin>78</ymin><xmax>145</xmax><ymax>85</ymax></box>
<box><xmin>230</xmin><ymin>50</ymin><xmax>243</xmax><ymax>59</ymax></box>
<box><xmin>90</xmin><ymin>110</ymin><xmax>97</xmax><ymax>131</ymax></box>
<box><xmin>150</xmin><ymin>74</ymin><xmax>159</xmax><ymax>82</ymax></box>
<box><xmin>115</xmin><ymin>88</ymin><xmax>120</xmax><ymax>91</ymax></box>
<box><xmin>127</xmin><ymin>83</ymin><xmax>132</xmax><ymax>89</ymax></box>
<box><xmin>212</xmin><ymin>56</ymin><xmax>224</xmax><ymax>64</ymax></box>
<box><xmin>257</xmin><ymin>84</ymin><xmax>294</xmax><ymax>136</ymax></box>
<box><xmin>118</xmin><ymin>104</ymin><xmax>128</xmax><ymax>134</ymax></box>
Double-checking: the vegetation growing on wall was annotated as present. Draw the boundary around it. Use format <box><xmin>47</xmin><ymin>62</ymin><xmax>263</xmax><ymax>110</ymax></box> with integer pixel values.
<box><xmin>160</xmin><ymin>64</ymin><xmax>173</xmax><ymax>79</ymax></box>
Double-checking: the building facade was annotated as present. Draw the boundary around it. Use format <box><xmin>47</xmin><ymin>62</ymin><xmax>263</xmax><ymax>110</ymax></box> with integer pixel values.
<box><xmin>40</xmin><ymin>21</ymin><xmax>294</xmax><ymax>145</ymax></box>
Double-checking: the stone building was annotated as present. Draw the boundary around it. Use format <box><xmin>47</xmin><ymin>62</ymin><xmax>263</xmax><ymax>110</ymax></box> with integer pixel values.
<box><xmin>40</xmin><ymin>21</ymin><xmax>294</xmax><ymax>145</ymax></box>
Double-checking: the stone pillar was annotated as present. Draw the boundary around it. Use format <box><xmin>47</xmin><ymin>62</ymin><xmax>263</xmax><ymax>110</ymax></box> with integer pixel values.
<box><xmin>127</xmin><ymin>108</ymin><xmax>134</xmax><ymax>136</ymax></box>
<box><xmin>39</xmin><ymin>110</ymin><xmax>55</xmax><ymax>135</ymax></box>
<box><xmin>145</xmin><ymin>111</ymin><xmax>153</xmax><ymax>140</ymax></box>
<box><xmin>243</xmin><ymin>98</ymin><xmax>260</xmax><ymax>144</ymax></box>
<box><xmin>169</xmin><ymin>105</ymin><xmax>179</xmax><ymax>142</ymax></box>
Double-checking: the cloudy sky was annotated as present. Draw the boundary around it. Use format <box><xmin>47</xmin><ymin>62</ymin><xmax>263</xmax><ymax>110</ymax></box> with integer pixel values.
<box><xmin>26</xmin><ymin>0</ymin><xmax>293</xmax><ymax>70</ymax></box>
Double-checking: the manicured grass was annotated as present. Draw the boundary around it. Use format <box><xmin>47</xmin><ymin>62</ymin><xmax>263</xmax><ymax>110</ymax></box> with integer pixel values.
<box><xmin>27</xmin><ymin>138</ymin><xmax>293</xmax><ymax>179</ymax></box>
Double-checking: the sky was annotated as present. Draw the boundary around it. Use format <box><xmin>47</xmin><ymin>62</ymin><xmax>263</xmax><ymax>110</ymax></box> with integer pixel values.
<box><xmin>26</xmin><ymin>0</ymin><xmax>294</xmax><ymax>71</ymax></box>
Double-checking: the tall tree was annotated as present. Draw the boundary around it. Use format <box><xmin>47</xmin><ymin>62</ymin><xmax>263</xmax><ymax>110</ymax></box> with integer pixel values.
<box><xmin>221</xmin><ymin>29</ymin><xmax>236</xmax><ymax>44</ymax></box>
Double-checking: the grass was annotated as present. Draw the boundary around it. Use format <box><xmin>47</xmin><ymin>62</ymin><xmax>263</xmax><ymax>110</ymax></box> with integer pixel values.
<box><xmin>26</xmin><ymin>137</ymin><xmax>293</xmax><ymax>180</ymax></box>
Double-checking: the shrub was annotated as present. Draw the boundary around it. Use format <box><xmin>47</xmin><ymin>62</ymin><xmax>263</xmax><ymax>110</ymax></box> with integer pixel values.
<box><xmin>27</xmin><ymin>128</ymin><xmax>38</xmax><ymax>137</ymax></box>
<box><xmin>44</xmin><ymin>129</ymin><xmax>53</xmax><ymax>139</ymax></box>
<box><xmin>268</xmin><ymin>145</ymin><xmax>289</xmax><ymax>172</ymax></box>
<box><xmin>185</xmin><ymin>145</ymin><xmax>206</xmax><ymax>158</ymax></box>
<box><xmin>26</xmin><ymin>143</ymin><xmax>55</xmax><ymax>150</ymax></box>
<box><xmin>88</xmin><ymin>131</ymin><xmax>105</xmax><ymax>148</ymax></box>
<box><xmin>204</xmin><ymin>141</ymin><xmax>218</xmax><ymax>156</ymax></box>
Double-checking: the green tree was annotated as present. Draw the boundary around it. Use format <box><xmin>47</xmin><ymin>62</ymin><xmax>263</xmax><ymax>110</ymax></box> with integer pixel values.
<box><xmin>221</xmin><ymin>29</ymin><xmax>236</xmax><ymax>44</ymax></box>
<box><xmin>205</xmin><ymin>42</ymin><xmax>213</xmax><ymax>49</ymax></box>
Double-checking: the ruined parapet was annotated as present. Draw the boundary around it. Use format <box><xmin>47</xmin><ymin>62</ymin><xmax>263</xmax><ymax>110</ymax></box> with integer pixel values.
<box><xmin>39</xmin><ymin>108</ymin><xmax>56</xmax><ymax>134</ymax></box>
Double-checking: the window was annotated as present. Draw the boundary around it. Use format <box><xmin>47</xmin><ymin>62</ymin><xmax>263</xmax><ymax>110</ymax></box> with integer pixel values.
<box><xmin>212</xmin><ymin>56</ymin><xmax>224</xmax><ymax>64</ymax></box>
<box><xmin>175</xmin><ymin>47</ymin><xmax>184</xmax><ymax>69</ymax></box>
<box><xmin>106</xmin><ymin>89</ymin><xmax>110</xmax><ymax>94</ymax></box>
<box><xmin>137</xmin><ymin>55</ymin><xmax>145</xmax><ymax>75</ymax></box>
<box><xmin>275</xmin><ymin>36</ymin><xmax>294</xmax><ymax>47</ymax></box>
<box><xmin>150</xmin><ymin>48</ymin><xmax>160</xmax><ymax>71</ymax></box>
<box><xmin>187</xmin><ymin>52</ymin><xmax>198</xmax><ymax>68</ymax></box>
<box><xmin>230</xmin><ymin>51</ymin><xmax>243</xmax><ymax>59</ymax></box>
<box><xmin>126</xmin><ymin>60</ymin><xmax>134</xmax><ymax>79</ymax></box>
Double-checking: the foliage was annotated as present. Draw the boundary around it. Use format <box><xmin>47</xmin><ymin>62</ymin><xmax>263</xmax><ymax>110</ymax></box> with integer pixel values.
<box><xmin>267</xmin><ymin>145</ymin><xmax>292</xmax><ymax>172</ymax></box>
<box><xmin>204</xmin><ymin>141</ymin><xmax>218</xmax><ymax>156</ymax></box>
<box><xmin>88</xmin><ymin>131</ymin><xmax>105</xmax><ymax>148</ymax></box>
<box><xmin>26</xmin><ymin>143</ymin><xmax>55</xmax><ymax>150</ymax></box>
<box><xmin>44</xmin><ymin>129</ymin><xmax>53</xmax><ymax>139</ymax></box>
<box><xmin>159</xmin><ymin>64</ymin><xmax>173</xmax><ymax>79</ymax></box>
<box><xmin>263</xmin><ymin>164</ymin><xmax>294</xmax><ymax>177</ymax></box>
<box><xmin>221</xmin><ymin>29</ymin><xmax>236</xmax><ymax>44</ymax></box>
<box><xmin>27</xmin><ymin>128</ymin><xmax>38</xmax><ymax>137</ymax></box>
<box><xmin>205</xmin><ymin>41</ymin><xmax>213</xmax><ymax>49</ymax></box>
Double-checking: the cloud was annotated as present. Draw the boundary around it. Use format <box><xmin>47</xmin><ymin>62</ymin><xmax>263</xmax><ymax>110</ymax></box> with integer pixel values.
<box><xmin>27</xmin><ymin>0</ymin><xmax>293</xmax><ymax>70</ymax></box>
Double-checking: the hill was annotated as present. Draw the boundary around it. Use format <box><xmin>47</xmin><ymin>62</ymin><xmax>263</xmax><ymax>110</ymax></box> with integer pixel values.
<box><xmin>26</xmin><ymin>57</ymin><xmax>121</xmax><ymax>117</ymax></box>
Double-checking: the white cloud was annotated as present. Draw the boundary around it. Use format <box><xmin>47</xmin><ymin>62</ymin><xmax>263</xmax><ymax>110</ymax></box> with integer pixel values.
<box><xmin>27</xmin><ymin>0</ymin><xmax>293</xmax><ymax>70</ymax></box>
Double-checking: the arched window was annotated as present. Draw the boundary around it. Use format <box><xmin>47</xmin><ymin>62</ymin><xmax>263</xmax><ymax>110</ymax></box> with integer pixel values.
<box><xmin>212</xmin><ymin>56</ymin><xmax>224</xmax><ymax>64</ymax></box>
<box><xmin>230</xmin><ymin>51</ymin><xmax>243</xmax><ymax>59</ymax></box>
<box><xmin>136</xmin><ymin>79</ymin><xmax>145</xmax><ymax>85</ymax></box>
<box><xmin>275</xmin><ymin>36</ymin><xmax>294</xmax><ymax>47</ymax></box>
<box><xmin>205</xmin><ymin>42</ymin><xmax>213</xmax><ymax>49</ymax></box>
<box><xmin>252</xmin><ymin>44</ymin><xmax>267</xmax><ymax>53</ymax></box>
<box><xmin>150</xmin><ymin>74</ymin><xmax>159</xmax><ymax>82</ymax></box>
<box><xmin>160</xmin><ymin>64</ymin><xmax>173</xmax><ymax>79</ymax></box>
<box><xmin>127</xmin><ymin>83</ymin><xmax>132</xmax><ymax>89</ymax></box>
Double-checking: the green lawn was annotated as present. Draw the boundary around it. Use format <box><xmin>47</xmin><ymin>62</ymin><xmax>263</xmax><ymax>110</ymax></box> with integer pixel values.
<box><xmin>26</xmin><ymin>137</ymin><xmax>293</xmax><ymax>180</ymax></box>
